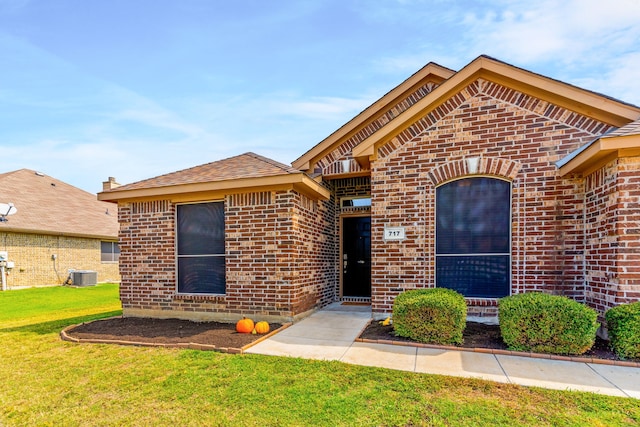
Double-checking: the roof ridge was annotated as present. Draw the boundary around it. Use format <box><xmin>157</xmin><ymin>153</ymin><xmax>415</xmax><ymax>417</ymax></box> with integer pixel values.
<box><xmin>0</xmin><ymin>168</ymin><xmax>31</xmax><ymax>180</ymax></box>
<box><xmin>104</xmin><ymin>152</ymin><xmax>305</xmax><ymax>193</ymax></box>
<box><xmin>117</xmin><ymin>152</ymin><xmax>299</xmax><ymax>191</ymax></box>
<box><xmin>0</xmin><ymin>168</ymin><xmax>96</xmax><ymax>196</ymax></box>
<box><xmin>245</xmin><ymin>152</ymin><xmax>300</xmax><ymax>174</ymax></box>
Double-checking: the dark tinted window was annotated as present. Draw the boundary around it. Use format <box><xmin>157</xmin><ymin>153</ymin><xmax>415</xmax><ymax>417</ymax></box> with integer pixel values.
<box><xmin>177</xmin><ymin>202</ymin><xmax>225</xmax><ymax>255</ymax></box>
<box><xmin>436</xmin><ymin>178</ymin><xmax>510</xmax><ymax>298</ymax></box>
<box><xmin>177</xmin><ymin>202</ymin><xmax>226</xmax><ymax>294</ymax></box>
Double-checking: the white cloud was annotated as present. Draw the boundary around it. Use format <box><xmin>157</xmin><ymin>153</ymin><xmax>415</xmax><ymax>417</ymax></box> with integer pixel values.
<box><xmin>570</xmin><ymin>51</ymin><xmax>640</xmax><ymax>106</ymax></box>
<box><xmin>266</xmin><ymin>95</ymin><xmax>374</xmax><ymax>121</ymax></box>
<box><xmin>462</xmin><ymin>0</ymin><xmax>640</xmax><ymax>65</ymax></box>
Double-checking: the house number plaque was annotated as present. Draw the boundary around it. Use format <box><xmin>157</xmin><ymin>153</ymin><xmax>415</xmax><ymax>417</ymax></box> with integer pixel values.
<box><xmin>384</xmin><ymin>226</ymin><xmax>405</xmax><ymax>241</ymax></box>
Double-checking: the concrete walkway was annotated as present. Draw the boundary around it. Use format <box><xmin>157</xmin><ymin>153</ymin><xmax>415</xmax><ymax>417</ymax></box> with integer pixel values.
<box><xmin>246</xmin><ymin>303</ymin><xmax>640</xmax><ymax>399</ymax></box>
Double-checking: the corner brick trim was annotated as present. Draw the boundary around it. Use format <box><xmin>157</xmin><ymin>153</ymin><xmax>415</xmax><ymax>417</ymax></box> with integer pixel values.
<box><xmin>428</xmin><ymin>157</ymin><xmax>521</xmax><ymax>185</ymax></box>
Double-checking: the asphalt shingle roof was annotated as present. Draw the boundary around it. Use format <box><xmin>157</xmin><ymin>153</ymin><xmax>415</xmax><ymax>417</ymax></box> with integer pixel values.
<box><xmin>108</xmin><ymin>152</ymin><xmax>301</xmax><ymax>192</ymax></box>
<box><xmin>0</xmin><ymin>169</ymin><xmax>118</xmax><ymax>239</ymax></box>
<box><xmin>602</xmin><ymin>118</ymin><xmax>640</xmax><ymax>138</ymax></box>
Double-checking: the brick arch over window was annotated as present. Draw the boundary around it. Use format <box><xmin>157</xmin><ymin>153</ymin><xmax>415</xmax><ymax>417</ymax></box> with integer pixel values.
<box><xmin>427</xmin><ymin>157</ymin><xmax>521</xmax><ymax>186</ymax></box>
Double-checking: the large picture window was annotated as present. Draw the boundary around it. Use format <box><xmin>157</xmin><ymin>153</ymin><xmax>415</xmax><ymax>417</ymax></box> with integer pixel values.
<box><xmin>435</xmin><ymin>177</ymin><xmax>511</xmax><ymax>298</ymax></box>
<box><xmin>177</xmin><ymin>201</ymin><xmax>226</xmax><ymax>294</ymax></box>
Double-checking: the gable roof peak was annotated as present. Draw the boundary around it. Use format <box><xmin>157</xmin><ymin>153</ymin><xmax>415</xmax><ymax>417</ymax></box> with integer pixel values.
<box><xmin>100</xmin><ymin>151</ymin><xmax>303</xmax><ymax>195</ymax></box>
<box><xmin>292</xmin><ymin>59</ymin><xmax>456</xmax><ymax>171</ymax></box>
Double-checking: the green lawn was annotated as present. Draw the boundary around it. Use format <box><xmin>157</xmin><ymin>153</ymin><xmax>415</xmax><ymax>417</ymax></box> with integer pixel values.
<box><xmin>1</xmin><ymin>285</ymin><xmax>638</xmax><ymax>426</ymax></box>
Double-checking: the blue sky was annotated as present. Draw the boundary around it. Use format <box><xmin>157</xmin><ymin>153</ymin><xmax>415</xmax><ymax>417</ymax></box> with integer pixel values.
<box><xmin>1</xmin><ymin>0</ymin><xmax>639</xmax><ymax>194</ymax></box>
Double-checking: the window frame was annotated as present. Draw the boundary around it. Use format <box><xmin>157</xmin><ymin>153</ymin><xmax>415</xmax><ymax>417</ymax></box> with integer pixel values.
<box><xmin>434</xmin><ymin>176</ymin><xmax>512</xmax><ymax>298</ymax></box>
<box><xmin>100</xmin><ymin>241</ymin><xmax>120</xmax><ymax>263</ymax></box>
<box><xmin>341</xmin><ymin>196</ymin><xmax>372</xmax><ymax>208</ymax></box>
<box><xmin>175</xmin><ymin>200</ymin><xmax>226</xmax><ymax>296</ymax></box>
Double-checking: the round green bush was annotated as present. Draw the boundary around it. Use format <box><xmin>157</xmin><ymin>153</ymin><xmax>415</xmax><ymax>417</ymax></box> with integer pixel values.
<box><xmin>605</xmin><ymin>302</ymin><xmax>640</xmax><ymax>360</ymax></box>
<box><xmin>392</xmin><ymin>288</ymin><xmax>466</xmax><ymax>345</ymax></box>
<box><xmin>498</xmin><ymin>293</ymin><xmax>598</xmax><ymax>355</ymax></box>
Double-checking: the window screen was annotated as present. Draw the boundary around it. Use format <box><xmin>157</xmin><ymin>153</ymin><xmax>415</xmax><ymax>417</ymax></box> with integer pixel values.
<box><xmin>177</xmin><ymin>202</ymin><xmax>226</xmax><ymax>294</ymax></box>
<box><xmin>435</xmin><ymin>177</ymin><xmax>510</xmax><ymax>298</ymax></box>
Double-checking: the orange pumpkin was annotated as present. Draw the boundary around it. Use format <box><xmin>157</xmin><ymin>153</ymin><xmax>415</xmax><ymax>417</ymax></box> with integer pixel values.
<box><xmin>236</xmin><ymin>317</ymin><xmax>254</xmax><ymax>334</ymax></box>
<box><xmin>254</xmin><ymin>321</ymin><xmax>270</xmax><ymax>334</ymax></box>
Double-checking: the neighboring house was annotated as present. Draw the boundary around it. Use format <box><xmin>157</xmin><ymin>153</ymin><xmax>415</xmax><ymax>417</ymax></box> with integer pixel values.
<box><xmin>0</xmin><ymin>169</ymin><xmax>120</xmax><ymax>288</ymax></box>
<box><xmin>99</xmin><ymin>55</ymin><xmax>640</xmax><ymax>324</ymax></box>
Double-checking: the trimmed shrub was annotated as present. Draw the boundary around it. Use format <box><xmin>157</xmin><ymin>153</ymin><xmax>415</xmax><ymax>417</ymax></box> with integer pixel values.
<box><xmin>392</xmin><ymin>288</ymin><xmax>466</xmax><ymax>345</ymax></box>
<box><xmin>605</xmin><ymin>302</ymin><xmax>640</xmax><ymax>360</ymax></box>
<box><xmin>499</xmin><ymin>293</ymin><xmax>598</xmax><ymax>355</ymax></box>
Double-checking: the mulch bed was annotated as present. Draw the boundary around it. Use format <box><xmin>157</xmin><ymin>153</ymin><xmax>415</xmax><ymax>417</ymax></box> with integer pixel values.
<box><xmin>64</xmin><ymin>316</ymin><xmax>639</xmax><ymax>365</ymax></box>
<box><xmin>62</xmin><ymin>317</ymin><xmax>282</xmax><ymax>353</ymax></box>
<box><xmin>359</xmin><ymin>321</ymin><xmax>636</xmax><ymax>363</ymax></box>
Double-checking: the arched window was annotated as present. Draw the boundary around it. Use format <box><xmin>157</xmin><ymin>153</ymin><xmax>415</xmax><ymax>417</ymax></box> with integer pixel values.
<box><xmin>435</xmin><ymin>177</ymin><xmax>510</xmax><ymax>298</ymax></box>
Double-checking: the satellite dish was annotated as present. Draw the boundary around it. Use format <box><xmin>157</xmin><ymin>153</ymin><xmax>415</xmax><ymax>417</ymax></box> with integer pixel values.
<box><xmin>0</xmin><ymin>203</ymin><xmax>17</xmax><ymax>222</ymax></box>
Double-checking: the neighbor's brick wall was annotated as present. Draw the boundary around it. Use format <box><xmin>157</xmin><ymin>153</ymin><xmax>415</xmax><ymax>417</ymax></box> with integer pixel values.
<box><xmin>368</xmin><ymin>78</ymin><xmax>613</xmax><ymax>316</ymax></box>
<box><xmin>118</xmin><ymin>190</ymin><xmax>336</xmax><ymax>322</ymax></box>
<box><xmin>0</xmin><ymin>231</ymin><xmax>120</xmax><ymax>288</ymax></box>
<box><xmin>585</xmin><ymin>156</ymin><xmax>640</xmax><ymax>314</ymax></box>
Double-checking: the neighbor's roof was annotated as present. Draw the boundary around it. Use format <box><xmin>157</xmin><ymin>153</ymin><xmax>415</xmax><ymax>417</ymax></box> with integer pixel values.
<box><xmin>98</xmin><ymin>152</ymin><xmax>329</xmax><ymax>202</ymax></box>
<box><xmin>0</xmin><ymin>169</ymin><xmax>118</xmax><ymax>239</ymax></box>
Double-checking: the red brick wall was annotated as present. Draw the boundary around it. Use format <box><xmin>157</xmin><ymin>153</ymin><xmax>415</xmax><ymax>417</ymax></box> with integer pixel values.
<box><xmin>118</xmin><ymin>190</ymin><xmax>335</xmax><ymax>322</ymax></box>
<box><xmin>616</xmin><ymin>156</ymin><xmax>640</xmax><ymax>305</ymax></box>
<box><xmin>368</xmin><ymin>78</ymin><xmax>613</xmax><ymax>316</ymax></box>
<box><xmin>288</xmin><ymin>191</ymin><xmax>336</xmax><ymax>313</ymax></box>
<box><xmin>118</xmin><ymin>200</ymin><xmax>175</xmax><ymax>312</ymax></box>
<box><xmin>585</xmin><ymin>156</ymin><xmax>640</xmax><ymax>314</ymax></box>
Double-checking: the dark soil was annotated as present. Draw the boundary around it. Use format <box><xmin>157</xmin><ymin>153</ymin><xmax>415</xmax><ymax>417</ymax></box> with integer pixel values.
<box><xmin>65</xmin><ymin>317</ymin><xmax>280</xmax><ymax>349</ymax></box>
<box><xmin>359</xmin><ymin>321</ymin><xmax>627</xmax><ymax>362</ymax></box>
<box><xmin>67</xmin><ymin>317</ymin><xmax>632</xmax><ymax>363</ymax></box>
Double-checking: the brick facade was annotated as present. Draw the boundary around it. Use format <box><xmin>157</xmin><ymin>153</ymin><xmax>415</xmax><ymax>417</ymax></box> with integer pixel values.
<box><xmin>584</xmin><ymin>156</ymin><xmax>640</xmax><ymax>315</ymax></box>
<box><xmin>0</xmin><ymin>231</ymin><xmax>120</xmax><ymax>288</ymax></box>
<box><xmin>312</xmin><ymin>78</ymin><xmax>630</xmax><ymax>319</ymax></box>
<box><xmin>108</xmin><ymin>57</ymin><xmax>640</xmax><ymax>325</ymax></box>
<box><xmin>117</xmin><ymin>191</ymin><xmax>336</xmax><ymax>323</ymax></box>
<box><xmin>368</xmin><ymin>79</ymin><xmax>612</xmax><ymax>317</ymax></box>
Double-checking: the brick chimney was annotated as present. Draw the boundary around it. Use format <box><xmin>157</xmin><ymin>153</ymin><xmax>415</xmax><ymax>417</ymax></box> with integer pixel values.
<box><xmin>102</xmin><ymin>177</ymin><xmax>121</xmax><ymax>191</ymax></box>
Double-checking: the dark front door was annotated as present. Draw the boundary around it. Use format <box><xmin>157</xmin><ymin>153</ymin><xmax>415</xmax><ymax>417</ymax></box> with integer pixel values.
<box><xmin>342</xmin><ymin>216</ymin><xmax>371</xmax><ymax>297</ymax></box>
